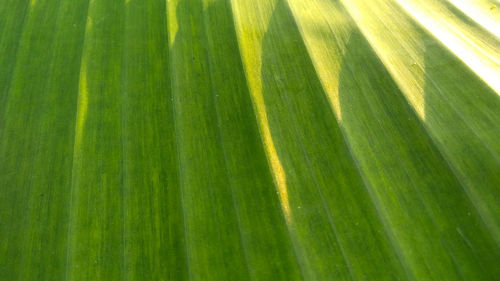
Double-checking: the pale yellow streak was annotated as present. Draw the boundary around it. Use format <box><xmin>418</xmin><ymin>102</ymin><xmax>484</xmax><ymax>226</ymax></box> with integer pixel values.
<box><xmin>74</xmin><ymin>16</ymin><xmax>92</xmax><ymax>152</ymax></box>
<box><xmin>395</xmin><ymin>0</ymin><xmax>500</xmax><ymax>95</ymax></box>
<box><xmin>203</xmin><ymin>0</ymin><xmax>289</xmax><ymax>217</ymax></box>
<box><xmin>447</xmin><ymin>0</ymin><xmax>500</xmax><ymax>39</ymax></box>
<box><xmin>285</xmin><ymin>0</ymin><xmax>353</xmax><ymax>122</ymax></box>
<box><xmin>341</xmin><ymin>0</ymin><xmax>427</xmax><ymax>119</ymax></box>
<box><xmin>230</xmin><ymin>0</ymin><xmax>291</xmax><ymax>223</ymax></box>
<box><xmin>250</xmin><ymin>84</ymin><xmax>291</xmax><ymax>223</ymax></box>
<box><xmin>74</xmin><ymin>62</ymin><xmax>89</xmax><ymax>150</ymax></box>
<box><xmin>167</xmin><ymin>0</ymin><xmax>178</xmax><ymax>47</ymax></box>
<box><xmin>29</xmin><ymin>0</ymin><xmax>37</xmax><ymax>8</ymax></box>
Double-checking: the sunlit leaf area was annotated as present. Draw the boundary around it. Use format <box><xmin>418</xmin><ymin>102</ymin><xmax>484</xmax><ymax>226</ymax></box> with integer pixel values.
<box><xmin>0</xmin><ymin>0</ymin><xmax>499</xmax><ymax>280</ymax></box>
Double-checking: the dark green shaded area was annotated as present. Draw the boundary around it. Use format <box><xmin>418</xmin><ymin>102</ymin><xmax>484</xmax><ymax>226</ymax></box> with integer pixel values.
<box><xmin>122</xmin><ymin>0</ymin><xmax>188</xmax><ymax>279</ymax></box>
<box><xmin>0</xmin><ymin>0</ymin><xmax>89</xmax><ymax>279</ymax></box>
<box><xmin>259</xmin><ymin>1</ymin><xmax>409</xmax><ymax>280</ymax></box>
<box><xmin>338</xmin><ymin>29</ymin><xmax>499</xmax><ymax>281</ymax></box>
<box><xmin>0</xmin><ymin>0</ymin><xmax>30</xmax><ymax>104</ymax></box>
<box><xmin>422</xmin><ymin>28</ymin><xmax>500</xmax><ymax>241</ymax></box>
<box><xmin>203</xmin><ymin>0</ymin><xmax>302</xmax><ymax>280</ymax></box>
<box><xmin>168</xmin><ymin>0</ymin><xmax>251</xmax><ymax>279</ymax></box>
<box><xmin>65</xmin><ymin>0</ymin><xmax>125</xmax><ymax>279</ymax></box>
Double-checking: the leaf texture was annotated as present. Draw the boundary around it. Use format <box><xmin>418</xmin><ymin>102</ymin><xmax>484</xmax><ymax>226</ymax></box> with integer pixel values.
<box><xmin>0</xmin><ymin>0</ymin><xmax>499</xmax><ymax>280</ymax></box>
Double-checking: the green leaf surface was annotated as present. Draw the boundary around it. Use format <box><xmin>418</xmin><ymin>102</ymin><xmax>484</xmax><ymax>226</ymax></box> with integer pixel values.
<box><xmin>0</xmin><ymin>0</ymin><xmax>499</xmax><ymax>280</ymax></box>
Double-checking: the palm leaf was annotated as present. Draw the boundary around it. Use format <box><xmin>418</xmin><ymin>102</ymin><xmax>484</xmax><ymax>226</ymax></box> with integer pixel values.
<box><xmin>0</xmin><ymin>0</ymin><xmax>499</xmax><ymax>280</ymax></box>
